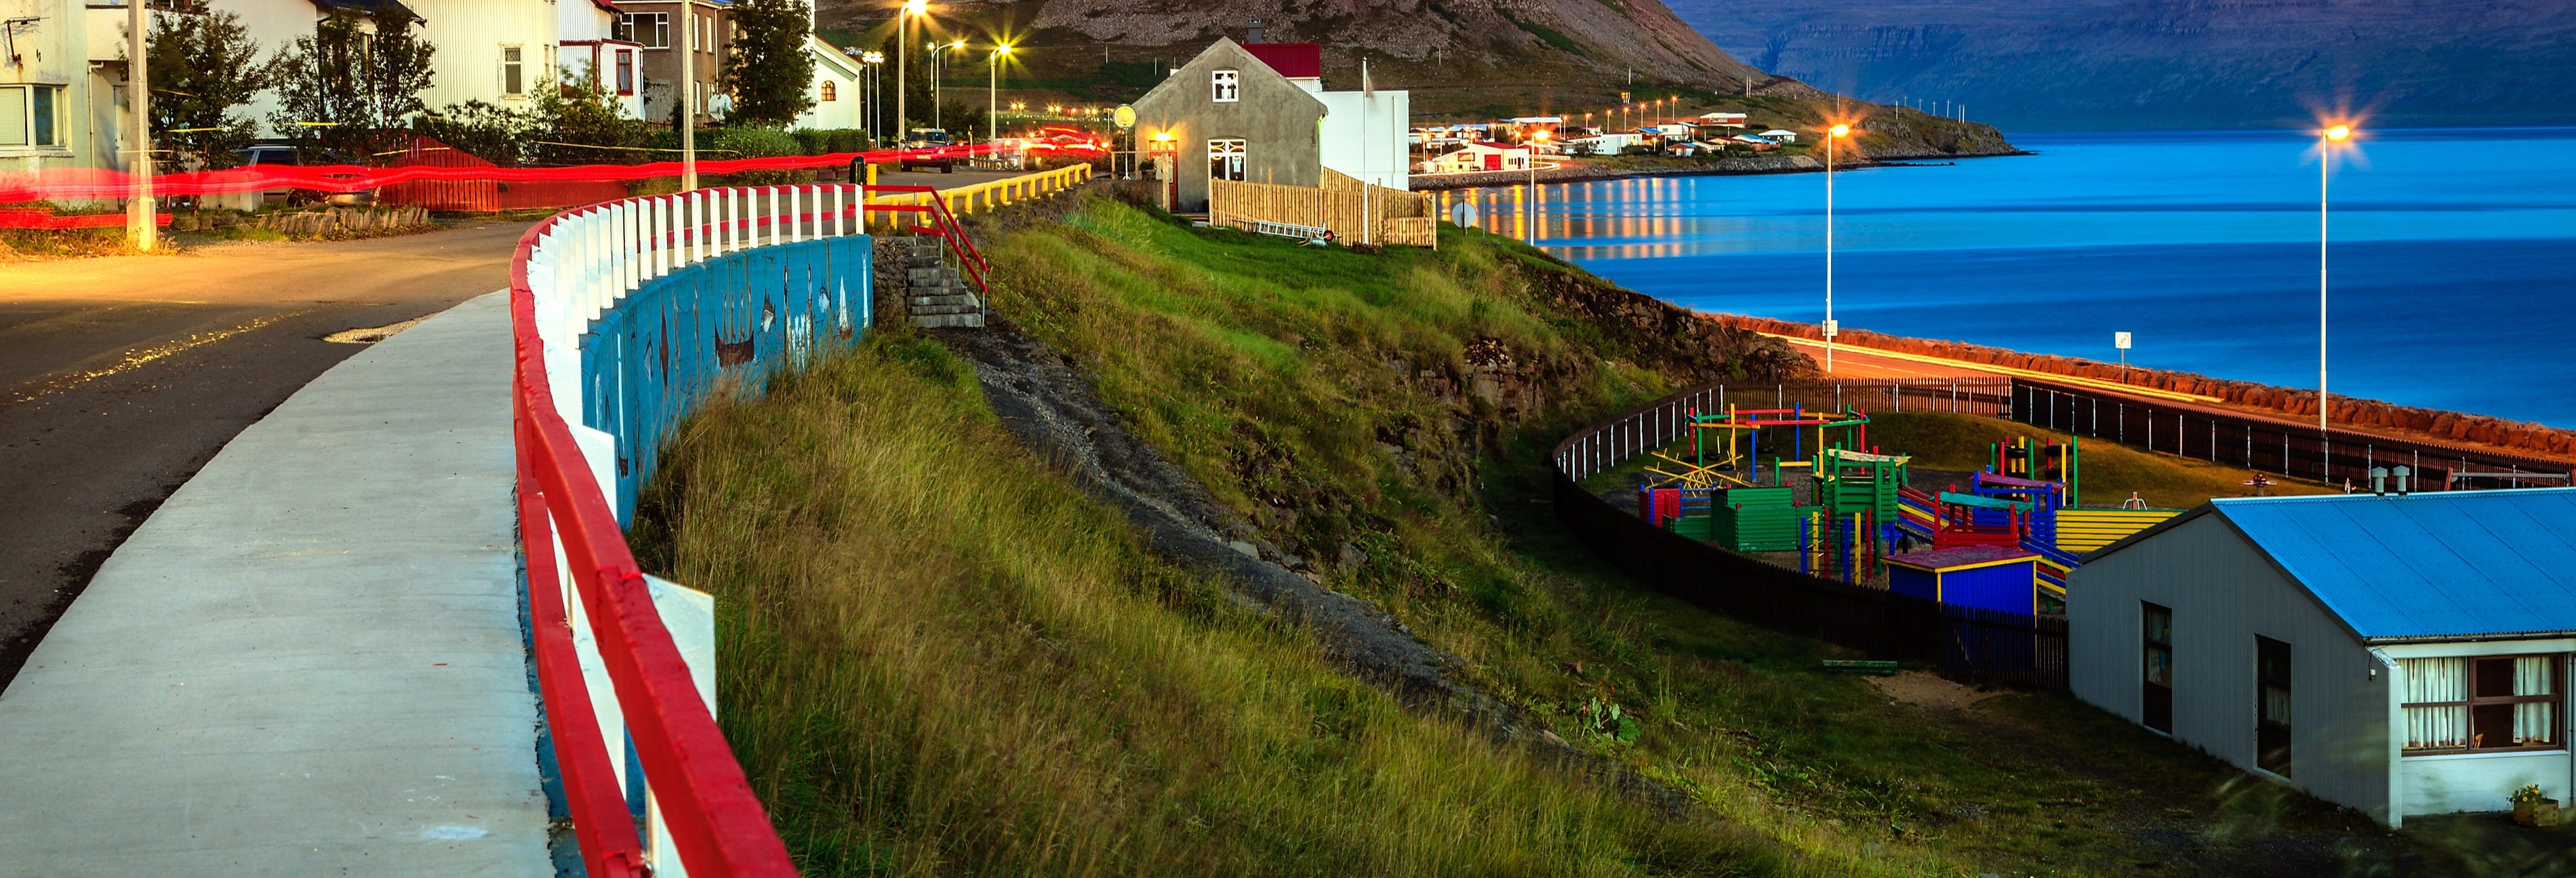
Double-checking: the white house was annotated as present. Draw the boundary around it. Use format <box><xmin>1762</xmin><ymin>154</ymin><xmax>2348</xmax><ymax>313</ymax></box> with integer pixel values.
<box><xmin>2070</xmin><ymin>487</ymin><xmax>2576</xmax><ymax>826</ymax></box>
<box><xmin>1760</xmin><ymin>128</ymin><xmax>1800</xmax><ymax>143</ymax></box>
<box><xmin>794</xmin><ymin>35</ymin><xmax>863</xmax><ymax>132</ymax></box>
<box><xmin>0</xmin><ymin>0</ymin><xmax>121</xmax><ymax>178</ymax></box>
<box><xmin>1424</xmin><ymin>141</ymin><xmax>1528</xmax><ymax>174</ymax></box>
<box><xmin>560</xmin><ymin>0</ymin><xmax>646</xmax><ymax>118</ymax></box>
<box><xmin>1242</xmin><ymin>42</ymin><xmax>1407</xmax><ymax>191</ymax></box>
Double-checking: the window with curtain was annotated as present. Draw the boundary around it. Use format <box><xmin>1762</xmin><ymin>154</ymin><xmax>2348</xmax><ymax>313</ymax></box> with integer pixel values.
<box><xmin>1211</xmin><ymin>69</ymin><xmax>1240</xmax><ymax>102</ymax></box>
<box><xmin>2402</xmin><ymin>655</ymin><xmax>2561</xmax><ymax>753</ymax></box>
<box><xmin>1208</xmin><ymin>138</ymin><xmax>1247</xmax><ymax>182</ymax></box>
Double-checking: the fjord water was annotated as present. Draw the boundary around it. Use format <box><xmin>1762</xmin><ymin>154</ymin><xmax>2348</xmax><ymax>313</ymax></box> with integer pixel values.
<box><xmin>1506</xmin><ymin>127</ymin><xmax>2576</xmax><ymax>427</ymax></box>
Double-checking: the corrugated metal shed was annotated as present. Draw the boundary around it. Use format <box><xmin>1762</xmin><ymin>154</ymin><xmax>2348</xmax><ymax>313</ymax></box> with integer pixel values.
<box><xmin>2144</xmin><ymin>488</ymin><xmax>2576</xmax><ymax>640</ymax></box>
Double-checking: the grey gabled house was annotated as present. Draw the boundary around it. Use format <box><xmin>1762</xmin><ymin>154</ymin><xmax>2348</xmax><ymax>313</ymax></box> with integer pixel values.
<box><xmin>2069</xmin><ymin>487</ymin><xmax>2576</xmax><ymax>826</ymax></box>
<box><xmin>1129</xmin><ymin>37</ymin><xmax>1327</xmax><ymax>214</ymax></box>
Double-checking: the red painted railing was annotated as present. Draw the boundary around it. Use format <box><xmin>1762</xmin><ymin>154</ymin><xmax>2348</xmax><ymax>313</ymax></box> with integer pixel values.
<box><xmin>511</xmin><ymin>204</ymin><xmax>803</xmax><ymax>878</ymax></box>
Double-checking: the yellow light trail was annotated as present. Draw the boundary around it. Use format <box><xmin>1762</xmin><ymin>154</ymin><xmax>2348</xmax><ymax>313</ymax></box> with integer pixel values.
<box><xmin>1757</xmin><ymin>332</ymin><xmax>2223</xmax><ymax>404</ymax></box>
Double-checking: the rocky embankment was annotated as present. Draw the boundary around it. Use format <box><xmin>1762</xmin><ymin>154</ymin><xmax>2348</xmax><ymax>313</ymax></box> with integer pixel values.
<box><xmin>1716</xmin><ymin>314</ymin><xmax>2576</xmax><ymax>460</ymax></box>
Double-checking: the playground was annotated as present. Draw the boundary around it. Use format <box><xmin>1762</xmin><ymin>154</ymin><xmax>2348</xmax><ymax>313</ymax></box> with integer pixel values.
<box><xmin>1589</xmin><ymin>410</ymin><xmax>2337</xmax><ymax>613</ymax></box>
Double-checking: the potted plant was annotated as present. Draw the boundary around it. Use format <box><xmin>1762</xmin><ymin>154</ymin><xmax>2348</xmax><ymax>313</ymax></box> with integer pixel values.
<box><xmin>2512</xmin><ymin>784</ymin><xmax>2559</xmax><ymax>827</ymax></box>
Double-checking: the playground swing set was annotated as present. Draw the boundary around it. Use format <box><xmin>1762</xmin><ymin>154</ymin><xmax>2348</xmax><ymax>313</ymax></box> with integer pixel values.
<box><xmin>1636</xmin><ymin>424</ymin><xmax>2186</xmax><ymax>614</ymax></box>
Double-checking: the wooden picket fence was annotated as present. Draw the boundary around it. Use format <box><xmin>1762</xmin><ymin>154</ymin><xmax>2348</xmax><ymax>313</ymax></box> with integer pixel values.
<box><xmin>1209</xmin><ymin>168</ymin><xmax>1436</xmax><ymax>247</ymax></box>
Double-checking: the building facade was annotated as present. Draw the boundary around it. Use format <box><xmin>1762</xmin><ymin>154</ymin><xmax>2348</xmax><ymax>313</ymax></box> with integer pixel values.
<box><xmin>618</xmin><ymin>0</ymin><xmax>728</xmax><ymax>125</ymax></box>
<box><xmin>1128</xmin><ymin>37</ymin><xmax>1325</xmax><ymax>214</ymax></box>
<box><xmin>0</xmin><ymin>0</ymin><xmax>118</xmax><ymax>177</ymax></box>
<box><xmin>2070</xmin><ymin>489</ymin><xmax>2576</xmax><ymax>826</ymax></box>
<box><xmin>793</xmin><ymin>36</ymin><xmax>860</xmax><ymax>132</ymax></box>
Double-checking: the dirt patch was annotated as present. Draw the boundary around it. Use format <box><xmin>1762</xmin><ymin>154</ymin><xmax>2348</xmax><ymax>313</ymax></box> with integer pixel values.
<box><xmin>1868</xmin><ymin>670</ymin><xmax>2005</xmax><ymax>712</ymax></box>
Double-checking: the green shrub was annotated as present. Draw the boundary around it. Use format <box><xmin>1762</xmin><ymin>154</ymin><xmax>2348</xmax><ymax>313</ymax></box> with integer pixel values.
<box><xmin>710</xmin><ymin>125</ymin><xmax>801</xmax><ymax>159</ymax></box>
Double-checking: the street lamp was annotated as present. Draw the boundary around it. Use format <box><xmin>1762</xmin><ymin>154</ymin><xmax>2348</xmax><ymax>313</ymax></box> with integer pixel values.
<box><xmin>862</xmin><ymin>51</ymin><xmax>885</xmax><ymax>140</ymax></box>
<box><xmin>931</xmin><ymin>39</ymin><xmax>965</xmax><ymax>132</ymax></box>
<box><xmin>988</xmin><ymin>43</ymin><xmax>1013</xmax><ymax>144</ymax></box>
<box><xmin>898</xmin><ymin>0</ymin><xmax>923</xmax><ymax>145</ymax></box>
<box><xmin>1529</xmin><ymin>127</ymin><xmax>1550</xmax><ymax>241</ymax></box>
<box><xmin>2319</xmin><ymin>123</ymin><xmax>2354</xmax><ymax>433</ymax></box>
<box><xmin>1824</xmin><ymin>122</ymin><xmax>1851</xmax><ymax>373</ymax></box>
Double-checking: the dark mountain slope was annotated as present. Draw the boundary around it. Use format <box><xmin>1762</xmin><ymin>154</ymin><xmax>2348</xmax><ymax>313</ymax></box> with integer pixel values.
<box><xmin>1667</xmin><ymin>0</ymin><xmax>2576</xmax><ymax>130</ymax></box>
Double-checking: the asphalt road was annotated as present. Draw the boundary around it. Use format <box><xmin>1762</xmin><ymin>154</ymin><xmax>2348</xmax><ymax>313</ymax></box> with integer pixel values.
<box><xmin>0</xmin><ymin>220</ymin><xmax>534</xmax><ymax>686</ymax></box>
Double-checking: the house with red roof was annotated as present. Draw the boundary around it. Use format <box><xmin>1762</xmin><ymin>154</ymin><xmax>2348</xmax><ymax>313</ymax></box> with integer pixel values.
<box><xmin>1129</xmin><ymin>29</ymin><xmax>1411</xmax><ymax>212</ymax></box>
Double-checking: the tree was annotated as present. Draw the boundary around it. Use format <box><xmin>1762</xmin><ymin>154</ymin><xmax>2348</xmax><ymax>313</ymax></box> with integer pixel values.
<box><xmin>529</xmin><ymin>63</ymin><xmax>647</xmax><ymax>165</ymax></box>
<box><xmin>721</xmin><ymin>0</ymin><xmax>816</xmax><ymax>127</ymax></box>
<box><xmin>269</xmin><ymin>7</ymin><xmax>436</xmax><ymax>161</ymax></box>
<box><xmin>145</xmin><ymin>7</ymin><xmax>280</xmax><ymax>170</ymax></box>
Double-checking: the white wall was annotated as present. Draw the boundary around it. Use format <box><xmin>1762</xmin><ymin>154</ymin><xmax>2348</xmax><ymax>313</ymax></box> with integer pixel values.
<box><xmin>2069</xmin><ymin>513</ymin><xmax>2397</xmax><ymax>824</ymax></box>
<box><xmin>794</xmin><ymin>38</ymin><xmax>860</xmax><ymax>132</ymax></box>
<box><xmin>1316</xmin><ymin>89</ymin><xmax>1406</xmax><ymax>190</ymax></box>
<box><xmin>1</xmin><ymin>0</ymin><xmax>97</xmax><ymax>174</ymax></box>
<box><xmin>2383</xmin><ymin>641</ymin><xmax>2576</xmax><ymax>818</ymax></box>
<box><xmin>414</xmin><ymin>0</ymin><xmax>560</xmax><ymax>113</ymax></box>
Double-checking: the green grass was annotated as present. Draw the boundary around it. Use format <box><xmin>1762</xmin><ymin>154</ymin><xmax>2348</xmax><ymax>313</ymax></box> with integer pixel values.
<box><xmin>635</xmin><ymin>337</ymin><xmax>1775</xmax><ymax>877</ymax></box>
<box><xmin>641</xmin><ymin>195</ymin><xmax>2423</xmax><ymax>876</ymax></box>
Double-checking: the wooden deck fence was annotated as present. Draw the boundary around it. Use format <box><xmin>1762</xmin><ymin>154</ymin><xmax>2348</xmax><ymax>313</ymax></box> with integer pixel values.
<box><xmin>1210</xmin><ymin>168</ymin><xmax>1437</xmax><ymax>247</ymax></box>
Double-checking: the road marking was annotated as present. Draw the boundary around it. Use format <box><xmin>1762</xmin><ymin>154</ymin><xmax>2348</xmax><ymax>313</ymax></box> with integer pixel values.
<box><xmin>5</xmin><ymin>308</ymin><xmax>316</xmax><ymax>405</ymax></box>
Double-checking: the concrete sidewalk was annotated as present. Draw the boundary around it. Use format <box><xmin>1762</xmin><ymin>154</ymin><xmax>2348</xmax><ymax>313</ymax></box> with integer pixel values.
<box><xmin>0</xmin><ymin>292</ymin><xmax>550</xmax><ymax>875</ymax></box>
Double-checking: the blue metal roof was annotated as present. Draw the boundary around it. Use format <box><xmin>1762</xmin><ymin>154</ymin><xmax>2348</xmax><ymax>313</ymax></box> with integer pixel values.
<box><xmin>2213</xmin><ymin>488</ymin><xmax>2576</xmax><ymax>640</ymax></box>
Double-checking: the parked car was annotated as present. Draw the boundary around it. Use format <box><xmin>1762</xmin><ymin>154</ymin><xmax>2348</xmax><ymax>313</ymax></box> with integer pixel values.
<box><xmin>233</xmin><ymin>139</ymin><xmax>376</xmax><ymax>206</ymax></box>
<box><xmin>899</xmin><ymin>129</ymin><xmax>956</xmax><ymax>173</ymax></box>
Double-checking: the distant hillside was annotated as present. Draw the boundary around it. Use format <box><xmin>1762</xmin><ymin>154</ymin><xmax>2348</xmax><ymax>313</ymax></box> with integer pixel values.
<box><xmin>1666</xmin><ymin>0</ymin><xmax>2576</xmax><ymax>130</ymax></box>
<box><xmin>816</xmin><ymin>0</ymin><xmax>1806</xmax><ymax>117</ymax></box>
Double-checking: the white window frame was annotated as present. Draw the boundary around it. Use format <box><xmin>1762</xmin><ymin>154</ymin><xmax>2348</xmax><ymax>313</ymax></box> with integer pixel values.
<box><xmin>624</xmin><ymin>13</ymin><xmax>670</xmax><ymax>49</ymax></box>
<box><xmin>0</xmin><ymin>84</ymin><xmax>66</xmax><ymax>149</ymax></box>
<box><xmin>501</xmin><ymin>44</ymin><xmax>527</xmax><ymax>99</ymax></box>
<box><xmin>1208</xmin><ymin>138</ymin><xmax>1246</xmax><ymax>182</ymax></box>
<box><xmin>1211</xmin><ymin>68</ymin><xmax>1239</xmax><ymax>103</ymax></box>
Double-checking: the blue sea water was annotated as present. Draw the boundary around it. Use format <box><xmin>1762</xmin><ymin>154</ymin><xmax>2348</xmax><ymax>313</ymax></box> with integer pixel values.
<box><xmin>1462</xmin><ymin>127</ymin><xmax>2576</xmax><ymax>427</ymax></box>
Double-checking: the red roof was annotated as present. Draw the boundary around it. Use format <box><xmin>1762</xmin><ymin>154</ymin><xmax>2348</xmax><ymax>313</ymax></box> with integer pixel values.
<box><xmin>1885</xmin><ymin>544</ymin><xmax>2038</xmax><ymax>571</ymax></box>
<box><xmin>1470</xmin><ymin>142</ymin><xmax>1526</xmax><ymax>151</ymax></box>
<box><xmin>1243</xmin><ymin>43</ymin><xmax>1321</xmax><ymax>79</ymax></box>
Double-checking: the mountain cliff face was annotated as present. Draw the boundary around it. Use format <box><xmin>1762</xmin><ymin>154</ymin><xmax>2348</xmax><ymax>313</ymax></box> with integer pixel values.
<box><xmin>820</xmin><ymin>0</ymin><xmax>1785</xmax><ymax>113</ymax></box>
<box><xmin>1666</xmin><ymin>0</ymin><xmax>2576</xmax><ymax>130</ymax></box>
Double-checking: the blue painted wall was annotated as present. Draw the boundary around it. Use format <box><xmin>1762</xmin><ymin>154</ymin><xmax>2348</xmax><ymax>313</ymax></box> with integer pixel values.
<box><xmin>580</xmin><ymin>235</ymin><xmax>874</xmax><ymax>521</ymax></box>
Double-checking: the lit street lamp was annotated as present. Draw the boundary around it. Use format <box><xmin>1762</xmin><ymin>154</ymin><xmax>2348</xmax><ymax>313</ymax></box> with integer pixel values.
<box><xmin>862</xmin><ymin>51</ymin><xmax>885</xmax><ymax>140</ymax></box>
<box><xmin>988</xmin><ymin>43</ymin><xmax>1011</xmax><ymax>145</ymax></box>
<box><xmin>1529</xmin><ymin>127</ymin><xmax>1550</xmax><ymax>241</ymax></box>
<box><xmin>2318</xmin><ymin>123</ymin><xmax>2354</xmax><ymax>432</ymax></box>
<box><xmin>1824</xmin><ymin>122</ymin><xmax>1850</xmax><ymax>373</ymax></box>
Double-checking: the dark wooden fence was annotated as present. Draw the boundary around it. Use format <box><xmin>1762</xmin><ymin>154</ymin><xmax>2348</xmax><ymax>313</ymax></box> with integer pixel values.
<box><xmin>2009</xmin><ymin>380</ymin><xmax>2575</xmax><ymax>492</ymax></box>
<box><xmin>1552</xmin><ymin>378</ymin><xmax>2066</xmax><ymax>688</ymax></box>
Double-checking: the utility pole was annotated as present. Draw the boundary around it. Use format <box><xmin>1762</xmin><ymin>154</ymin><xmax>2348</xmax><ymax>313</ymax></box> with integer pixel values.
<box><xmin>899</xmin><ymin>0</ymin><xmax>918</xmax><ymax>145</ymax></box>
<box><xmin>126</xmin><ymin>0</ymin><xmax>153</xmax><ymax>250</ymax></box>
<box><xmin>680</xmin><ymin>0</ymin><xmax>696</xmax><ymax>190</ymax></box>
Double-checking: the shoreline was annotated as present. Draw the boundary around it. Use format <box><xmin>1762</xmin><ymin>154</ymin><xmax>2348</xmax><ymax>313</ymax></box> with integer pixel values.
<box><xmin>1708</xmin><ymin>313</ymin><xmax>2576</xmax><ymax>464</ymax></box>
<box><xmin>1409</xmin><ymin>148</ymin><xmax>2034</xmax><ymax>192</ymax></box>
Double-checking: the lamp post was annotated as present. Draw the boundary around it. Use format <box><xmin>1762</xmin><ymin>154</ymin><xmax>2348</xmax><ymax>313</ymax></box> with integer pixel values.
<box><xmin>931</xmin><ymin>39</ymin><xmax>963</xmax><ymax>133</ymax></box>
<box><xmin>125</xmin><ymin>0</ymin><xmax>152</xmax><ymax>250</ymax></box>
<box><xmin>862</xmin><ymin>51</ymin><xmax>885</xmax><ymax>140</ymax></box>
<box><xmin>988</xmin><ymin>43</ymin><xmax>1011</xmax><ymax>144</ymax></box>
<box><xmin>1824</xmin><ymin>123</ymin><xmax>1850</xmax><ymax>373</ymax></box>
<box><xmin>2319</xmin><ymin>123</ymin><xmax>2352</xmax><ymax>433</ymax></box>
<box><xmin>1528</xmin><ymin>127</ymin><xmax>1549</xmax><ymax>242</ymax></box>
<box><xmin>898</xmin><ymin>0</ymin><xmax>921</xmax><ymax>144</ymax></box>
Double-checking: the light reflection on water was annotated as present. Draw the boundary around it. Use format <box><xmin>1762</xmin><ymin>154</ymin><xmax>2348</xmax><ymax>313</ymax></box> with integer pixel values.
<box><xmin>1434</xmin><ymin>128</ymin><xmax>2576</xmax><ymax>426</ymax></box>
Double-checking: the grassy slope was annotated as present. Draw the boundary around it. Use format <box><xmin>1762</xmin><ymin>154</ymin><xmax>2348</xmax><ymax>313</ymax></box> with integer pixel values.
<box><xmin>640</xmin><ymin>195</ymin><xmax>2419</xmax><ymax>877</ymax></box>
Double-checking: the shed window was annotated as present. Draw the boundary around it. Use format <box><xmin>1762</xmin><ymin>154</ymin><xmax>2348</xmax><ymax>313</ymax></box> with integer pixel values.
<box><xmin>821</xmin><ymin>81</ymin><xmax>836</xmax><ymax>101</ymax></box>
<box><xmin>1208</xmin><ymin>138</ymin><xmax>1245</xmax><ymax>182</ymax></box>
<box><xmin>2142</xmin><ymin>603</ymin><xmax>2172</xmax><ymax>734</ymax></box>
<box><xmin>2402</xmin><ymin>655</ymin><xmax>2560</xmax><ymax>753</ymax></box>
<box><xmin>1211</xmin><ymin>68</ymin><xmax>1240</xmax><ymax>102</ymax></box>
<box><xmin>2256</xmin><ymin>636</ymin><xmax>2291</xmax><ymax>777</ymax></box>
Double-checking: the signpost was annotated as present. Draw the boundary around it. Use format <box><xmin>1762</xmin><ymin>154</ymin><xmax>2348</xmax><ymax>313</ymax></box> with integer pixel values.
<box><xmin>2116</xmin><ymin>331</ymin><xmax>2131</xmax><ymax>381</ymax></box>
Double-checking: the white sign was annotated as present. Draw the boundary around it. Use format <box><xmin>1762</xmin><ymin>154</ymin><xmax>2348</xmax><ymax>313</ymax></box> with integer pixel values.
<box><xmin>2115</xmin><ymin>332</ymin><xmax>2132</xmax><ymax>350</ymax></box>
<box><xmin>1822</xmin><ymin>319</ymin><xmax>1838</xmax><ymax>338</ymax></box>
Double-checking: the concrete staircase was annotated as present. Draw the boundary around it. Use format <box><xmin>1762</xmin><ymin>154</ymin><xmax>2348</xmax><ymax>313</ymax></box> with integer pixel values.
<box><xmin>889</xmin><ymin>236</ymin><xmax>984</xmax><ymax>330</ymax></box>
